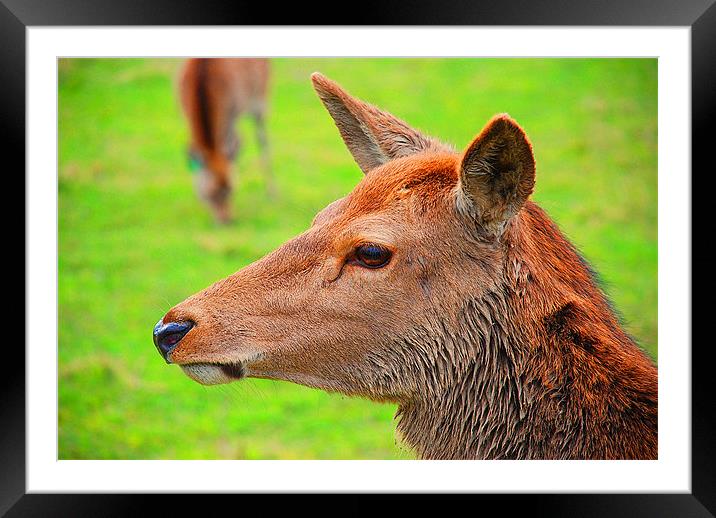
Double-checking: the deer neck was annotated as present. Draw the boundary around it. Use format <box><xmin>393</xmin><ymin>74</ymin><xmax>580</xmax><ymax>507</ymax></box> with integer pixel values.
<box><xmin>394</xmin><ymin>290</ymin><xmax>533</xmax><ymax>460</ymax></box>
<box><xmin>394</xmin><ymin>207</ymin><xmax>658</xmax><ymax>460</ymax></box>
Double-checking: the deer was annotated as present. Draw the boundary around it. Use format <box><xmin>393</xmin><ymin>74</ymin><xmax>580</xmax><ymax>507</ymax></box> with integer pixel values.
<box><xmin>178</xmin><ymin>57</ymin><xmax>274</xmax><ymax>224</ymax></box>
<box><xmin>154</xmin><ymin>72</ymin><xmax>658</xmax><ymax>460</ymax></box>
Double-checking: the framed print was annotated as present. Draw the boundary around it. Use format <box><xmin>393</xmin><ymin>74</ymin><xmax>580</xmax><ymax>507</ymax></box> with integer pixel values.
<box><xmin>8</xmin><ymin>0</ymin><xmax>714</xmax><ymax>515</ymax></box>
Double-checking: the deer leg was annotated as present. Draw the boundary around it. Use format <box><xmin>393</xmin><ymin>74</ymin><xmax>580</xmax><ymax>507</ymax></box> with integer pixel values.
<box><xmin>253</xmin><ymin>110</ymin><xmax>276</xmax><ymax>198</ymax></box>
<box><xmin>225</xmin><ymin>130</ymin><xmax>240</xmax><ymax>163</ymax></box>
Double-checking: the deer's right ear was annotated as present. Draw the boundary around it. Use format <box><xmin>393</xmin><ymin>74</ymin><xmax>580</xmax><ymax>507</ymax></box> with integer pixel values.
<box><xmin>311</xmin><ymin>72</ymin><xmax>448</xmax><ymax>174</ymax></box>
<box><xmin>458</xmin><ymin>114</ymin><xmax>536</xmax><ymax>234</ymax></box>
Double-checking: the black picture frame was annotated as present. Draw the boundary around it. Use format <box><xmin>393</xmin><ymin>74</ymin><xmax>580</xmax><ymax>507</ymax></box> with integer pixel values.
<box><xmin>7</xmin><ymin>0</ymin><xmax>713</xmax><ymax>515</ymax></box>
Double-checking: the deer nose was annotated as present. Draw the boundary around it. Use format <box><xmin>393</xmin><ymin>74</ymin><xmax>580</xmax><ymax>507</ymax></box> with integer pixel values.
<box><xmin>153</xmin><ymin>319</ymin><xmax>194</xmax><ymax>363</ymax></box>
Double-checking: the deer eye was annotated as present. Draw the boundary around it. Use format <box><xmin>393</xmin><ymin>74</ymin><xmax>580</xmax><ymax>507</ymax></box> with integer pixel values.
<box><xmin>354</xmin><ymin>244</ymin><xmax>392</xmax><ymax>269</ymax></box>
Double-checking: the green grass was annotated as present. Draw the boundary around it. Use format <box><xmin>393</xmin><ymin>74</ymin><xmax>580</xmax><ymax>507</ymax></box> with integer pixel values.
<box><xmin>58</xmin><ymin>58</ymin><xmax>657</xmax><ymax>459</ymax></box>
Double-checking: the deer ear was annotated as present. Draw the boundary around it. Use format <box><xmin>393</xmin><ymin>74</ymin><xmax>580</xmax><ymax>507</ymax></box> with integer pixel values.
<box><xmin>311</xmin><ymin>72</ymin><xmax>449</xmax><ymax>174</ymax></box>
<box><xmin>458</xmin><ymin>114</ymin><xmax>536</xmax><ymax>233</ymax></box>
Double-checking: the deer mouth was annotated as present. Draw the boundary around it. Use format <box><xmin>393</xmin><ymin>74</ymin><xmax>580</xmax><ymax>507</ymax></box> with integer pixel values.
<box><xmin>218</xmin><ymin>362</ymin><xmax>246</xmax><ymax>379</ymax></box>
<box><xmin>179</xmin><ymin>361</ymin><xmax>246</xmax><ymax>385</ymax></box>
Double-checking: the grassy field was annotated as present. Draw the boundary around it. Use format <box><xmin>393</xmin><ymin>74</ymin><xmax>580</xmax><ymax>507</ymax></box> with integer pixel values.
<box><xmin>58</xmin><ymin>58</ymin><xmax>657</xmax><ymax>460</ymax></box>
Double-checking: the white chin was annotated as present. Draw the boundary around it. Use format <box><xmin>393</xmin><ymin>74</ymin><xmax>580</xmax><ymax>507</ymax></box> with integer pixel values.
<box><xmin>180</xmin><ymin>364</ymin><xmax>236</xmax><ymax>385</ymax></box>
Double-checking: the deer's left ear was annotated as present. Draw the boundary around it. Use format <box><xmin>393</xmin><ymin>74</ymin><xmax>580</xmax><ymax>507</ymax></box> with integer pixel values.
<box><xmin>458</xmin><ymin>114</ymin><xmax>536</xmax><ymax>234</ymax></box>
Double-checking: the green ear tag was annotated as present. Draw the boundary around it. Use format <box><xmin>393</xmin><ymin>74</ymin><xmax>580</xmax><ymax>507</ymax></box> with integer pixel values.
<box><xmin>188</xmin><ymin>156</ymin><xmax>202</xmax><ymax>174</ymax></box>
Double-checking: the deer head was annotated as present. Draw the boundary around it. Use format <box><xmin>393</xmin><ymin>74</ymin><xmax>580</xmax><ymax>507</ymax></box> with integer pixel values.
<box><xmin>155</xmin><ymin>73</ymin><xmax>536</xmax><ymax>401</ymax></box>
<box><xmin>188</xmin><ymin>147</ymin><xmax>233</xmax><ymax>223</ymax></box>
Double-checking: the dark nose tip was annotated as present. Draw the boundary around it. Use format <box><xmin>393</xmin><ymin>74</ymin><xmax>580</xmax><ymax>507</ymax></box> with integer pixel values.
<box><xmin>153</xmin><ymin>319</ymin><xmax>194</xmax><ymax>363</ymax></box>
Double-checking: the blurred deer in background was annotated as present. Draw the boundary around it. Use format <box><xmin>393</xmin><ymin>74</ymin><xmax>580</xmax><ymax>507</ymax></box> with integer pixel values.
<box><xmin>156</xmin><ymin>73</ymin><xmax>658</xmax><ymax>460</ymax></box>
<box><xmin>178</xmin><ymin>58</ymin><xmax>274</xmax><ymax>224</ymax></box>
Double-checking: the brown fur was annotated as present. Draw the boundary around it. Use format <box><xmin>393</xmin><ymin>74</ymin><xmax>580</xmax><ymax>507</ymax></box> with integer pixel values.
<box><xmin>178</xmin><ymin>58</ymin><xmax>274</xmax><ymax>223</ymax></box>
<box><xmin>158</xmin><ymin>73</ymin><xmax>657</xmax><ymax>459</ymax></box>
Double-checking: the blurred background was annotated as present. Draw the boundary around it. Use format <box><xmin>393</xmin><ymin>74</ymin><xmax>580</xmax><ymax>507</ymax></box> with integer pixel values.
<box><xmin>58</xmin><ymin>58</ymin><xmax>657</xmax><ymax>459</ymax></box>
